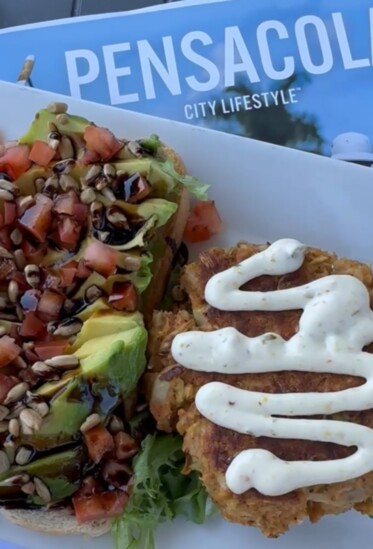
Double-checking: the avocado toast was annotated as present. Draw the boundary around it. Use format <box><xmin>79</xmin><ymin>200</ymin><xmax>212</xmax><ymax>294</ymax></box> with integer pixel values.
<box><xmin>0</xmin><ymin>102</ymin><xmax>200</xmax><ymax>536</ymax></box>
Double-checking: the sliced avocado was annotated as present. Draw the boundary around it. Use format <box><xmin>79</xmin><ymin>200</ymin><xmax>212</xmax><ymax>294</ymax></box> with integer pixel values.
<box><xmin>72</xmin><ymin>271</ymin><xmax>106</xmax><ymax>301</ymax></box>
<box><xmin>76</xmin><ymin>297</ymin><xmax>111</xmax><ymax>321</ymax></box>
<box><xmin>70</xmin><ymin>311</ymin><xmax>143</xmax><ymax>352</ymax></box>
<box><xmin>19</xmin><ymin>109</ymin><xmax>90</xmax><ymax>145</ymax></box>
<box><xmin>0</xmin><ymin>448</ymin><xmax>84</xmax><ymax>504</ymax></box>
<box><xmin>36</xmin><ymin>374</ymin><xmax>73</xmax><ymax>398</ymax></box>
<box><xmin>27</xmin><ymin>377</ymin><xmax>94</xmax><ymax>450</ymax></box>
<box><xmin>16</xmin><ymin>166</ymin><xmax>53</xmax><ymax>196</ymax></box>
<box><xmin>108</xmin><ymin>215</ymin><xmax>157</xmax><ymax>251</ymax></box>
<box><xmin>34</xmin><ymin>322</ymin><xmax>147</xmax><ymax>448</ymax></box>
<box><xmin>115</xmin><ymin>198</ymin><xmax>177</xmax><ymax>227</ymax></box>
<box><xmin>80</xmin><ymin>326</ymin><xmax>147</xmax><ymax>397</ymax></box>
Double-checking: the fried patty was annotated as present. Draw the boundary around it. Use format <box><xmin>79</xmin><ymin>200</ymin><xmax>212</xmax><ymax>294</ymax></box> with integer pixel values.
<box><xmin>146</xmin><ymin>242</ymin><xmax>373</xmax><ymax>537</ymax></box>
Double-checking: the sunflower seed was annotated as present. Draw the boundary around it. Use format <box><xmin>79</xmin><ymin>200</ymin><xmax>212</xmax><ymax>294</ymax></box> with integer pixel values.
<box><xmin>85</xmin><ymin>285</ymin><xmax>103</xmax><ymax>303</ymax></box>
<box><xmin>26</xmin><ymin>392</ymin><xmax>49</xmax><ymax>418</ymax></box>
<box><xmin>116</xmin><ymin>254</ymin><xmax>141</xmax><ymax>272</ymax></box>
<box><xmin>19</xmin><ymin>409</ymin><xmax>42</xmax><ymax>432</ymax></box>
<box><xmin>34</xmin><ymin>177</ymin><xmax>46</xmax><ymax>193</ymax></box>
<box><xmin>16</xmin><ymin>305</ymin><xmax>24</xmax><ymax>321</ymax></box>
<box><xmin>59</xmin><ymin>174</ymin><xmax>79</xmax><ymax>191</ymax></box>
<box><xmin>103</xmin><ymin>163</ymin><xmax>116</xmax><ymax>180</ymax></box>
<box><xmin>9</xmin><ymin>418</ymin><xmax>20</xmax><ymax>438</ymax></box>
<box><xmin>0</xmin><ymin>325</ymin><xmax>8</xmax><ymax>336</ymax></box>
<box><xmin>16</xmin><ymin>195</ymin><xmax>34</xmax><ymax>215</ymax></box>
<box><xmin>106</xmin><ymin>207</ymin><xmax>128</xmax><ymax>229</ymax></box>
<box><xmin>90</xmin><ymin>201</ymin><xmax>104</xmax><ymax>228</ymax></box>
<box><xmin>0</xmin><ymin>189</ymin><xmax>14</xmax><ymax>201</ymax></box>
<box><xmin>13</xmin><ymin>250</ymin><xmax>25</xmax><ymax>272</ymax></box>
<box><xmin>97</xmin><ymin>230</ymin><xmax>110</xmax><ymax>243</ymax></box>
<box><xmin>84</xmin><ymin>164</ymin><xmax>102</xmax><ymax>185</ymax></box>
<box><xmin>34</xmin><ymin>477</ymin><xmax>51</xmax><ymax>503</ymax></box>
<box><xmin>80</xmin><ymin>187</ymin><xmax>96</xmax><ymax>205</ymax></box>
<box><xmin>0</xmin><ymin>405</ymin><xmax>9</xmax><ymax>421</ymax></box>
<box><xmin>127</xmin><ymin>141</ymin><xmax>142</xmax><ymax>158</ymax></box>
<box><xmin>47</xmin><ymin>135</ymin><xmax>60</xmax><ymax>151</ymax></box>
<box><xmin>44</xmin><ymin>175</ymin><xmax>59</xmax><ymax>194</ymax></box>
<box><xmin>47</xmin><ymin>102</ymin><xmax>68</xmax><ymax>114</ymax></box>
<box><xmin>0</xmin><ymin>246</ymin><xmax>13</xmax><ymax>259</ymax></box>
<box><xmin>45</xmin><ymin>355</ymin><xmax>79</xmax><ymax>369</ymax></box>
<box><xmin>95</xmin><ymin>176</ymin><xmax>108</xmax><ymax>191</ymax></box>
<box><xmin>21</xmin><ymin>481</ymin><xmax>35</xmax><ymax>495</ymax></box>
<box><xmin>0</xmin><ymin>297</ymin><xmax>8</xmax><ymax>309</ymax></box>
<box><xmin>108</xmin><ymin>415</ymin><xmax>124</xmax><ymax>434</ymax></box>
<box><xmin>22</xmin><ymin>342</ymin><xmax>34</xmax><ymax>352</ymax></box>
<box><xmin>4</xmin><ymin>440</ymin><xmax>15</xmax><ymax>464</ymax></box>
<box><xmin>0</xmin><ymin>451</ymin><xmax>10</xmax><ymax>474</ymax></box>
<box><xmin>31</xmin><ymin>361</ymin><xmax>55</xmax><ymax>378</ymax></box>
<box><xmin>0</xmin><ymin>421</ymin><xmax>8</xmax><ymax>433</ymax></box>
<box><xmin>13</xmin><ymin>356</ymin><xmax>27</xmax><ymax>370</ymax></box>
<box><xmin>0</xmin><ymin>179</ymin><xmax>19</xmax><ymax>195</ymax></box>
<box><xmin>58</xmin><ymin>136</ymin><xmax>75</xmax><ymax>160</ymax></box>
<box><xmin>24</xmin><ymin>264</ymin><xmax>40</xmax><ymax>288</ymax></box>
<box><xmin>56</xmin><ymin>113</ymin><xmax>68</xmax><ymax>124</ymax></box>
<box><xmin>53</xmin><ymin>158</ymin><xmax>75</xmax><ymax>175</ymax></box>
<box><xmin>15</xmin><ymin>446</ymin><xmax>33</xmax><ymax>466</ymax></box>
<box><xmin>6</xmin><ymin>402</ymin><xmax>26</xmax><ymax>419</ymax></box>
<box><xmin>10</xmin><ymin>228</ymin><xmax>23</xmax><ymax>246</ymax></box>
<box><xmin>80</xmin><ymin>413</ymin><xmax>101</xmax><ymax>433</ymax></box>
<box><xmin>100</xmin><ymin>187</ymin><xmax>116</xmax><ymax>203</ymax></box>
<box><xmin>0</xmin><ymin>474</ymin><xmax>29</xmax><ymax>487</ymax></box>
<box><xmin>8</xmin><ymin>280</ymin><xmax>19</xmax><ymax>303</ymax></box>
<box><xmin>4</xmin><ymin>382</ymin><xmax>29</xmax><ymax>405</ymax></box>
<box><xmin>53</xmin><ymin>318</ymin><xmax>83</xmax><ymax>337</ymax></box>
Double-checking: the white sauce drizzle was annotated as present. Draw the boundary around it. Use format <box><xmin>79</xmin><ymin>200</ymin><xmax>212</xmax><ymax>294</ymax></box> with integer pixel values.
<box><xmin>171</xmin><ymin>239</ymin><xmax>373</xmax><ymax>496</ymax></box>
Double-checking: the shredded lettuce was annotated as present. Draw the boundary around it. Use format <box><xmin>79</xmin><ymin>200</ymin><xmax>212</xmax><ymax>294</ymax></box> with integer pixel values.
<box><xmin>112</xmin><ymin>433</ymin><xmax>215</xmax><ymax>549</ymax></box>
<box><xmin>160</xmin><ymin>160</ymin><xmax>210</xmax><ymax>200</ymax></box>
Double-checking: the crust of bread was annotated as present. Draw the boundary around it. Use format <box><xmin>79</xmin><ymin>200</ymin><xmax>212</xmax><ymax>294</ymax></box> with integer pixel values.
<box><xmin>1</xmin><ymin>508</ymin><xmax>111</xmax><ymax>537</ymax></box>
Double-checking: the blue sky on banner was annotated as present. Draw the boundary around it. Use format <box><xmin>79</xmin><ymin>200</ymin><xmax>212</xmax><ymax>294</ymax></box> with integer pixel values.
<box><xmin>0</xmin><ymin>0</ymin><xmax>372</xmax><ymax>154</ymax></box>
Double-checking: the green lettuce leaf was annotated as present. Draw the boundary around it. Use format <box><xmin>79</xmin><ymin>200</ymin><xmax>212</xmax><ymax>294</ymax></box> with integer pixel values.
<box><xmin>159</xmin><ymin>160</ymin><xmax>210</xmax><ymax>200</ymax></box>
<box><xmin>128</xmin><ymin>253</ymin><xmax>153</xmax><ymax>294</ymax></box>
<box><xmin>112</xmin><ymin>434</ymin><xmax>215</xmax><ymax>549</ymax></box>
<box><xmin>139</xmin><ymin>134</ymin><xmax>162</xmax><ymax>155</ymax></box>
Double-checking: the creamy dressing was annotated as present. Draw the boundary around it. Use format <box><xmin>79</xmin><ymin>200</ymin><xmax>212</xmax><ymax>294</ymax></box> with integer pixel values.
<box><xmin>171</xmin><ymin>239</ymin><xmax>373</xmax><ymax>496</ymax></box>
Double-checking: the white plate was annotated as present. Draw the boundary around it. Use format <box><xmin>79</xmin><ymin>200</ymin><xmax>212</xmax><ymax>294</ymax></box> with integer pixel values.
<box><xmin>1</xmin><ymin>81</ymin><xmax>373</xmax><ymax>549</ymax></box>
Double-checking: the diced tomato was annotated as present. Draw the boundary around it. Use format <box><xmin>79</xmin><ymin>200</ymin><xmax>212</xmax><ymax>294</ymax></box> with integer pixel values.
<box><xmin>36</xmin><ymin>289</ymin><xmax>65</xmax><ymax>322</ymax></box>
<box><xmin>34</xmin><ymin>339</ymin><xmax>70</xmax><ymax>361</ymax></box>
<box><xmin>58</xmin><ymin>217</ymin><xmax>81</xmax><ymax>247</ymax></box>
<box><xmin>0</xmin><ymin>373</ymin><xmax>17</xmax><ymax>403</ymax></box>
<box><xmin>20</xmin><ymin>312</ymin><xmax>45</xmax><ymax>338</ymax></box>
<box><xmin>0</xmin><ymin>214</ymin><xmax>4</xmax><ymax>230</ymax></box>
<box><xmin>0</xmin><ymin>228</ymin><xmax>12</xmax><ymax>251</ymax></box>
<box><xmin>0</xmin><ymin>145</ymin><xmax>32</xmax><ymax>180</ymax></box>
<box><xmin>127</xmin><ymin>176</ymin><xmax>151</xmax><ymax>204</ymax></box>
<box><xmin>114</xmin><ymin>432</ymin><xmax>139</xmax><ymax>460</ymax></box>
<box><xmin>108</xmin><ymin>282</ymin><xmax>137</xmax><ymax>312</ymax></box>
<box><xmin>183</xmin><ymin>200</ymin><xmax>223</xmax><ymax>244</ymax></box>
<box><xmin>53</xmin><ymin>191</ymin><xmax>78</xmax><ymax>216</ymax></box>
<box><xmin>84</xmin><ymin>125</ymin><xmax>123</xmax><ymax>162</ymax></box>
<box><xmin>3</xmin><ymin>203</ymin><xmax>16</xmax><ymax>226</ymax></box>
<box><xmin>78</xmin><ymin>148</ymin><xmax>102</xmax><ymax>166</ymax></box>
<box><xmin>83</xmin><ymin>240</ymin><xmax>117</xmax><ymax>277</ymax></box>
<box><xmin>73</xmin><ymin>491</ymin><xmax>128</xmax><ymax>525</ymax></box>
<box><xmin>59</xmin><ymin>260</ymin><xmax>78</xmax><ymax>287</ymax></box>
<box><xmin>28</xmin><ymin>140</ymin><xmax>56</xmax><ymax>167</ymax></box>
<box><xmin>74</xmin><ymin>476</ymin><xmax>103</xmax><ymax>499</ymax></box>
<box><xmin>0</xmin><ymin>336</ymin><xmax>21</xmax><ymax>367</ymax></box>
<box><xmin>83</xmin><ymin>424</ymin><xmax>115</xmax><ymax>464</ymax></box>
<box><xmin>76</xmin><ymin>259</ymin><xmax>92</xmax><ymax>279</ymax></box>
<box><xmin>73</xmin><ymin>203</ymin><xmax>89</xmax><ymax>225</ymax></box>
<box><xmin>19</xmin><ymin>194</ymin><xmax>53</xmax><ymax>242</ymax></box>
<box><xmin>22</xmin><ymin>240</ymin><xmax>47</xmax><ymax>264</ymax></box>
